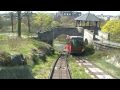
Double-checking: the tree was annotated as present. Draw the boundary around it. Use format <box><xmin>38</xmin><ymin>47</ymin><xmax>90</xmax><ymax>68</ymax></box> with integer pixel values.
<box><xmin>51</xmin><ymin>21</ymin><xmax>60</xmax><ymax>28</ymax></box>
<box><xmin>17</xmin><ymin>11</ymin><xmax>22</xmax><ymax>37</ymax></box>
<box><xmin>9</xmin><ymin>12</ymin><xmax>14</xmax><ymax>32</ymax></box>
<box><xmin>33</xmin><ymin>13</ymin><xmax>53</xmax><ymax>32</ymax></box>
<box><xmin>0</xmin><ymin>16</ymin><xmax>3</xmax><ymax>29</ymax></box>
<box><xmin>102</xmin><ymin>20</ymin><xmax>120</xmax><ymax>42</ymax></box>
<box><xmin>102</xmin><ymin>20</ymin><xmax>120</xmax><ymax>35</ymax></box>
<box><xmin>60</xmin><ymin>16</ymin><xmax>75</xmax><ymax>27</ymax></box>
<box><xmin>24</xmin><ymin>11</ymin><xmax>32</xmax><ymax>33</ymax></box>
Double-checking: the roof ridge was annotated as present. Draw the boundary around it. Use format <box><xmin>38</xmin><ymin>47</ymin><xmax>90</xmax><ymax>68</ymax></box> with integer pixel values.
<box><xmin>75</xmin><ymin>13</ymin><xmax>101</xmax><ymax>21</ymax></box>
<box><xmin>92</xmin><ymin>13</ymin><xmax>100</xmax><ymax>21</ymax></box>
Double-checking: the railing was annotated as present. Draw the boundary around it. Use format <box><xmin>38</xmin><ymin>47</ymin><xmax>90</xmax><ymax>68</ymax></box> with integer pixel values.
<box><xmin>93</xmin><ymin>40</ymin><xmax>120</xmax><ymax>49</ymax></box>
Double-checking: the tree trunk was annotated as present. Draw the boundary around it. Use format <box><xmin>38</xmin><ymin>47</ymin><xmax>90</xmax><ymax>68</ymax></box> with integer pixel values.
<box><xmin>17</xmin><ymin>11</ymin><xmax>21</xmax><ymax>37</ymax></box>
<box><xmin>27</xmin><ymin>14</ymin><xmax>31</xmax><ymax>33</ymax></box>
<box><xmin>11</xmin><ymin>13</ymin><xmax>14</xmax><ymax>33</ymax></box>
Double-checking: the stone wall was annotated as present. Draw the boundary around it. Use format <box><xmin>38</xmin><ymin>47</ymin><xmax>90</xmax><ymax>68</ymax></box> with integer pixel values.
<box><xmin>38</xmin><ymin>27</ymin><xmax>83</xmax><ymax>44</ymax></box>
<box><xmin>38</xmin><ymin>27</ymin><xmax>106</xmax><ymax>45</ymax></box>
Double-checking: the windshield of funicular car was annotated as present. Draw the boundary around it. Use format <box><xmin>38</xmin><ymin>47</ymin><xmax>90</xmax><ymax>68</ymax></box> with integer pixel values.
<box><xmin>71</xmin><ymin>38</ymin><xmax>83</xmax><ymax>47</ymax></box>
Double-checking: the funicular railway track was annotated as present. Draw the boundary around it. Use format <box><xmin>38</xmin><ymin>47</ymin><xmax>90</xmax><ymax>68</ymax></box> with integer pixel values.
<box><xmin>49</xmin><ymin>54</ymin><xmax>72</xmax><ymax>79</ymax></box>
<box><xmin>74</xmin><ymin>56</ymin><xmax>115</xmax><ymax>79</ymax></box>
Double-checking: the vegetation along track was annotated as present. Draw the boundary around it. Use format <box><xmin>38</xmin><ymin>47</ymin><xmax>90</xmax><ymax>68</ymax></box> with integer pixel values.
<box><xmin>49</xmin><ymin>54</ymin><xmax>72</xmax><ymax>79</ymax></box>
<box><xmin>74</xmin><ymin>56</ymin><xmax>115</xmax><ymax>79</ymax></box>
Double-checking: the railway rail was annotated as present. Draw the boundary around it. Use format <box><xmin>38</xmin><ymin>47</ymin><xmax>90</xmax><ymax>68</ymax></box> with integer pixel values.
<box><xmin>49</xmin><ymin>54</ymin><xmax>72</xmax><ymax>79</ymax></box>
<box><xmin>94</xmin><ymin>41</ymin><xmax>120</xmax><ymax>50</ymax></box>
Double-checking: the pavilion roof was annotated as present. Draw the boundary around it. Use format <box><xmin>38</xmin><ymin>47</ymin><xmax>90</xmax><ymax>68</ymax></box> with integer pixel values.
<box><xmin>75</xmin><ymin>13</ymin><xmax>101</xmax><ymax>22</ymax></box>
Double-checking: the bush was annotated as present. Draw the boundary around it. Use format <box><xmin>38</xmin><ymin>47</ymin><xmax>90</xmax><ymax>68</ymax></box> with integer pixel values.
<box><xmin>81</xmin><ymin>45</ymin><xmax>95</xmax><ymax>56</ymax></box>
<box><xmin>32</xmin><ymin>54</ymin><xmax>40</xmax><ymax>65</ymax></box>
<box><xmin>25</xmin><ymin>55</ymin><xmax>34</xmax><ymax>66</ymax></box>
<box><xmin>0</xmin><ymin>51</ymin><xmax>11</xmax><ymax>66</ymax></box>
<box><xmin>32</xmin><ymin>50</ymin><xmax>47</xmax><ymax>65</ymax></box>
<box><xmin>38</xmin><ymin>47</ymin><xmax>54</xmax><ymax>56</ymax></box>
<box><xmin>11</xmin><ymin>54</ymin><xmax>27</xmax><ymax>66</ymax></box>
<box><xmin>0</xmin><ymin>51</ymin><xmax>27</xmax><ymax>66</ymax></box>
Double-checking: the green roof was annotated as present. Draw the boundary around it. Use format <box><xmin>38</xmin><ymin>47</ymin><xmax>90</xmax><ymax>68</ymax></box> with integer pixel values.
<box><xmin>75</xmin><ymin>13</ymin><xmax>101</xmax><ymax>21</ymax></box>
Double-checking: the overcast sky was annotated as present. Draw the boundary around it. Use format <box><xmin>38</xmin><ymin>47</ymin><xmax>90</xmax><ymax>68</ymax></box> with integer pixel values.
<box><xmin>0</xmin><ymin>11</ymin><xmax>120</xmax><ymax>16</ymax></box>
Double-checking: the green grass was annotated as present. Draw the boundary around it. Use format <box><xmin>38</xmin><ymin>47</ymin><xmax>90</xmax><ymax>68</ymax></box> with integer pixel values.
<box><xmin>110</xmin><ymin>34</ymin><xmax>120</xmax><ymax>43</ymax></box>
<box><xmin>92</xmin><ymin>60</ymin><xmax>120</xmax><ymax>79</ymax></box>
<box><xmin>0</xmin><ymin>35</ymin><xmax>8</xmax><ymax>40</ymax></box>
<box><xmin>0</xmin><ymin>66</ymin><xmax>34</xmax><ymax>79</ymax></box>
<box><xmin>32</xmin><ymin>53</ymin><xmax>59</xmax><ymax>79</ymax></box>
<box><xmin>0</xmin><ymin>35</ymin><xmax>51</xmax><ymax>55</ymax></box>
<box><xmin>0</xmin><ymin>34</ymin><xmax>55</xmax><ymax>79</ymax></box>
<box><xmin>68</xmin><ymin>55</ymin><xmax>92</xmax><ymax>79</ymax></box>
<box><xmin>85</xmin><ymin>50</ymin><xmax>120</xmax><ymax>79</ymax></box>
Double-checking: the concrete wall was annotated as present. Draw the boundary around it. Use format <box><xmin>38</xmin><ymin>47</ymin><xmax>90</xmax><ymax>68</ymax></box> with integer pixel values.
<box><xmin>96</xmin><ymin>30</ymin><xmax>109</xmax><ymax>41</ymax></box>
<box><xmin>82</xmin><ymin>26</ymin><xmax>100</xmax><ymax>31</ymax></box>
<box><xmin>83</xmin><ymin>29</ymin><xmax>94</xmax><ymax>44</ymax></box>
<box><xmin>76</xmin><ymin>27</ymin><xmax>84</xmax><ymax>36</ymax></box>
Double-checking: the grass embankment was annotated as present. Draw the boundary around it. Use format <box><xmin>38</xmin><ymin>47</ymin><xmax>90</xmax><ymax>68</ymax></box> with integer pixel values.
<box><xmin>0</xmin><ymin>34</ymin><xmax>51</xmax><ymax>56</ymax></box>
<box><xmin>84</xmin><ymin>49</ymin><xmax>120</xmax><ymax>79</ymax></box>
<box><xmin>32</xmin><ymin>52</ymin><xmax>59</xmax><ymax>79</ymax></box>
<box><xmin>68</xmin><ymin>55</ymin><xmax>92</xmax><ymax>79</ymax></box>
<box><xmin>0</xmin><ymin>34</ymin><xmax>55</xmax><ymax>79</ymax></box>
<box><xmin>0</xmin><ymin>66</ymin><xmax>34</xmax><ymax>79</ymax></box>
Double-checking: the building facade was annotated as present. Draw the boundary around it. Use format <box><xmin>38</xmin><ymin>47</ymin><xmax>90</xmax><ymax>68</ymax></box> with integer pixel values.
<box><xmin>55</xmin><ymin>11</ymin><xmax>82</xmax><ymax>19</ymax></box>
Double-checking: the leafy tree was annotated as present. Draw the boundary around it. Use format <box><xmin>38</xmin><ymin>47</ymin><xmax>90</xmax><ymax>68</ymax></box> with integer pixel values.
<box><xmin>102</xmin><ymin>20</ymin><xmax>120</xmax><ymax>42</ymax></box>
<box><xmin>51</xmin><ymin>21</ymin><xmax>60</xmax><ymax>28</ymax></box>
<box><xmin>33</xmin><ymin>13</ymin><xmax>53</xmax><ymax>32</ymax></box>
<box><xmin>60</xmin><ymin>16</ymin><xmax>75</xmax><ymax>27</ymax></box>
<box><xmin>102</xmin><ymin>20</ymin><xmax>120</xmax><ymax>35</ymax></box>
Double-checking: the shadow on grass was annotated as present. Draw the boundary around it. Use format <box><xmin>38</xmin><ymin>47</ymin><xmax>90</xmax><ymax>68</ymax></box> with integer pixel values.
<box><xmin>0</xmin><ymin>66</ymin><xmax>34</xmax><ymax>79</ymax></box>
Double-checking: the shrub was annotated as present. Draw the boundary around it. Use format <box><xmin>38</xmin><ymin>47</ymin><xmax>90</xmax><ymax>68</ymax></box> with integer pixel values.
<box><xmin>32</xmin><ymin>51</ymin><xmax>47</xmax><ymax>65</ymax></box>
<box><xmin>11</xmin><ymin>54</ymin><xmax>27</xmax><ymax>66</ymax></box>
<box><xmin>32</xmin><ymin>54</ymin><xmax>40</xmax><ymax>65</ymax></box>
<box><xmin>0</xmin><ymin>51</ymin><xmax>27</xmax><ymax>66</ymax></box>
<box><xmin>0</xmin><ymin>51</ymin><xmax>11</xmax><ymax>66</ymax></box>
<box><xmin>81</xmin><ymin>45</ymin><xmax>95</xmax><ymax>56</ymax></box>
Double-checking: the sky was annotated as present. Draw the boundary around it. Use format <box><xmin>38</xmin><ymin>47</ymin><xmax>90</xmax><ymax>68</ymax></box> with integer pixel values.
<box><xmin>0</xmin><ymin>11</ymin><xmax>120</xmax><ymax>16</ymax></box>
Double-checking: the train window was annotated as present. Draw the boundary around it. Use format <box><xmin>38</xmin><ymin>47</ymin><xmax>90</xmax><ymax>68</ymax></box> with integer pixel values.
<box><xmin>71</xmin><ymin>38</ymin><xmax>83</xmax><ymax>47</ymax></box>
